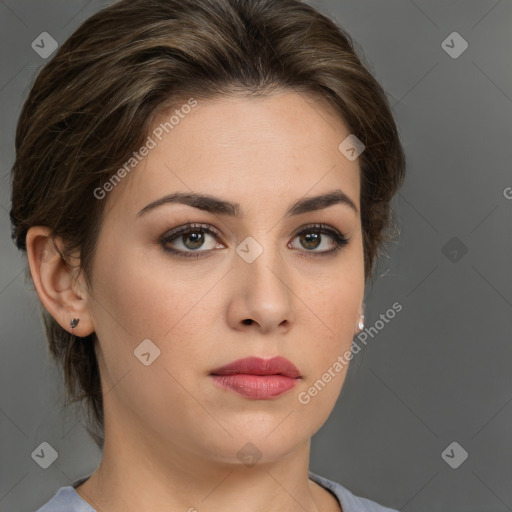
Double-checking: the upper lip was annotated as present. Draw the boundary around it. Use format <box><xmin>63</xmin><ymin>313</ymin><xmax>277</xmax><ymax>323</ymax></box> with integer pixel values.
<box><xmin>210</xmin><ymin>356</ymin><xmax>301</xmax><ymax>378</ymax></box>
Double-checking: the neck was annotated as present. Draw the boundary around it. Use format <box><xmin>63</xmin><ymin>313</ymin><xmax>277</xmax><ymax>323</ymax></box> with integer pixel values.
<box><xmin>75</xmin><ymin>410</ymin><xmax>336</xmax><ymax>512</ymax></box>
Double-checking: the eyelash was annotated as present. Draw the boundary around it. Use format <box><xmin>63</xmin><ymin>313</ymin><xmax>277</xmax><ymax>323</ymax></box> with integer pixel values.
<box><xmin>159</xmin><ymin>223</ymin><xmax>349</xmax><ymax>259</ymax></box>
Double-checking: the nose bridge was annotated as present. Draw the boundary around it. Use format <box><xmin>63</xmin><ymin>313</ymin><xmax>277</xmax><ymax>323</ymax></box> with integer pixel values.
<box><xmin>234</xmin><ymin>232</ymin><xmax>294</xmax><ymax>324</ymax></box>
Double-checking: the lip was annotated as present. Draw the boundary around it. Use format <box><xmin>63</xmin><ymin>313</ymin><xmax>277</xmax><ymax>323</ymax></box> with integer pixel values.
<box><xmin>210</xmin><ymin>356</ymin><xmax>301</xmax><ymax>399</ymax></box>
<box><xmin>210</xmin><ymin>356</ymin><xmax>301</xmax><ymax>378</ymax></box>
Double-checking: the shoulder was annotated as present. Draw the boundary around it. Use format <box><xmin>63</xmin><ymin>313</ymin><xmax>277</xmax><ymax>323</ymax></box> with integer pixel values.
<box><xmin>35</xmin><ymin>485</ymin><xmax>96</xmax><ymax>512</ymax></box>
<box><xmin>309</xmin><ymin>471</ymin><xmax>398</xmax><ymax>512</ymax></box>
<box><xmin>37</xmin><ymin>473</ymin><xmax>395</xmax><ymax>512</ymax></box>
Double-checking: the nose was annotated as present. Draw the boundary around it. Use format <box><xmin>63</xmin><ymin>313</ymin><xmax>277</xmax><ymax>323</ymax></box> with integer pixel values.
<box><xmin>226</xmin><ymin>239</ymin><xmax>296</xmax><ymax>334</ymax></box>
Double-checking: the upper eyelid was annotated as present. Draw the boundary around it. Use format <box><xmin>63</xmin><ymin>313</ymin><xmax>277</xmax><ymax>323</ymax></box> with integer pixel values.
<box><xmin>161</xmin><ymin>223</ymin><xmax>222</xmax><ymax>241</ymax></box>
<box><xmin>161</xmin><ymin>222</ymin><xmax>344</xmax><ymax>239</ymax></box>
<box><xmin>160</xmin><ymin>223</ymin><xmax>347</xmax><ymax>248</ymax></box>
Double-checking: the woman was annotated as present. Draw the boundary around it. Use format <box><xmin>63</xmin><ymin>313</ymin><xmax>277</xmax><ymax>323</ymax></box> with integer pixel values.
<box><xmin>10</xmin><ymin>0</ymin><xmax>406</xmax><ymax>510</ymax></box>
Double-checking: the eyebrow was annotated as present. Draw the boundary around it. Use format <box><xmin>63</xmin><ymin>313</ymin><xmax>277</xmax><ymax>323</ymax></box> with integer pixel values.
<box><xmin>136</xmin><ymin>189</ymin><xmax>358</xmax><ymax>218</ymax></box>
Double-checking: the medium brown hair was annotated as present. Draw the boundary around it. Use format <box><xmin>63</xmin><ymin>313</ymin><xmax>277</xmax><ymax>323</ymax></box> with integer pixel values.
<box><xmin>10</xmin><ymin>0</ymin><xmax>406</xmax><ymax>449</ymax></box>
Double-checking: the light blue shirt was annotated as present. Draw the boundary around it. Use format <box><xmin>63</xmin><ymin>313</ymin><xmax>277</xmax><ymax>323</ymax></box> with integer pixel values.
<box><xmin>35</xmin><ymin>471</ymin><xmax>398</xmax><ymax>511</ymax></box>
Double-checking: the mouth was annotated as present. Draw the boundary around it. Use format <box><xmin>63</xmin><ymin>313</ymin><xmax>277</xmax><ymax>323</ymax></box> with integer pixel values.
<box><xmin>209</xmin><ymin>356</ymin><xmax>302</xmax><ymax>399</ymax></box>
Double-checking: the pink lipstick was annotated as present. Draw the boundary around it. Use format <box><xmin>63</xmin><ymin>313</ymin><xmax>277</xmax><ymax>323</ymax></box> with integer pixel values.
<box><xmin>210</xmin><ymin>356</ymin><xmax>301</xmax><ymax>399</ymax></box>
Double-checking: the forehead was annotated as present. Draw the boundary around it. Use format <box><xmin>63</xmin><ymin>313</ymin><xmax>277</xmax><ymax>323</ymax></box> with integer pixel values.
<box><xmin>105</xmin><ymin>91</ymin><xmax>361</xmax><ymax>218</ymax></box>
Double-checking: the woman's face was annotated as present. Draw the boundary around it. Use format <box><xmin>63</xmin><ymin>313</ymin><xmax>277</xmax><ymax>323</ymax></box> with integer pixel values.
<box><xmin>85</xmin><ymin>91</ymin><xmax>364</xmax><ymax>465</ymax></box>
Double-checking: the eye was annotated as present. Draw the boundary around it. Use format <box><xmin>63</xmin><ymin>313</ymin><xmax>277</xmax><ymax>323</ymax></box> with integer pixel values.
<box><xmin>160</xmin><ymin>223</ymin><xmax>224</xmax><ymax>258</ymax></box>
<box><xmin>159</xmin><ymin>222</ymin><xmax>349</xmax><ymax>259</ymax></box>
<box><xmin>289</xmin><ymin>223</ymin><xmax>349</xmax><ymax>256</ymax></box>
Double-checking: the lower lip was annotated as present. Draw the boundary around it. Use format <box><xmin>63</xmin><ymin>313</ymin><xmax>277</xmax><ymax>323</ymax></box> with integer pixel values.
<box><xmin>210</xmin><ymin>374</ymin><xmax>300</xmax><ymax>399</ymax></box>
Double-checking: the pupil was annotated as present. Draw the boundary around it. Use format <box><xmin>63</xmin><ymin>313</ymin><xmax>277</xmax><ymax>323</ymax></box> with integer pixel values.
<box><xmin>301</xmin><ymin>233</ymin><xmax>320</xmax><ymax>249</ymax></box>
<box><xmin>184</xmin><ymin>232</ymin><xmax>204</xmax><ymax>249</ymax></box>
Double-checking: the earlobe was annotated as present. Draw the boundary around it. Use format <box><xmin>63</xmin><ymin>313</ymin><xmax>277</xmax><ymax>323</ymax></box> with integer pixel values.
<box><xmin>25</xmin><ymin>226</ymin><xmax>95</xmax><ymax>337</ymax></box>
<box><xmin>355</xmin><ymin>302</ymin><xmax>365</xmax><ymax>333</ymax></box>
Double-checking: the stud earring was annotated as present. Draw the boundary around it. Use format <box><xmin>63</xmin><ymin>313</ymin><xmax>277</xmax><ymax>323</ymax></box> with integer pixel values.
<box><xmin>357</xmin><ymin>302</ymin><xmax>365</xmax><ymax>331</ymax></box>
<box><xmin>70</xmin><ymin>318</ymin><xmax>79</xmax><ymax>330</ymax></box>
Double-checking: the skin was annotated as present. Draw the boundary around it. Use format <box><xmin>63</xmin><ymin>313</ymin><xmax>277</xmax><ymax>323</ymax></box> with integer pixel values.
<box><xmin>26</xmin><ymin>91</ymin><xmax>365</xmax><ymax>512</ymax></box>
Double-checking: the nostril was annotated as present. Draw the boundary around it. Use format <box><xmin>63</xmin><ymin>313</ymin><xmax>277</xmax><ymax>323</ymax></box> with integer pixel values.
<box><xmin>242</xmin><ymin>319</ymin><xmax>253</xmax><ymax>325</ymax></box>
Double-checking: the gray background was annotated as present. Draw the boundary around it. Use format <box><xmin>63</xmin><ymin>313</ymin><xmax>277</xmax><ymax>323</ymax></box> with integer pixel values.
<box><xmin>1</xmin><ymin>1</ymin><xmax>511</xmax><ymax>511</ymax></box>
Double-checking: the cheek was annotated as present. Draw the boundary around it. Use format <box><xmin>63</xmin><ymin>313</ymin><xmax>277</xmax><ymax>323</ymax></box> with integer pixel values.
<box><xmin>90</xmin><ymin>242</ymin><xmax>221</xmax><ymax>394</ymax></box>
<box><xmin>91</xmin><ymin>242</ymin><xmax>196</xmax><ymax>342</ymax></box>
<box><xmin>308</xmin><ymin>269</ymin><xmax>362</xmax><ymax>338</ymax></box>
<box><xmin>298</xmin><ymin>265</ymin><xmax>362</xmax><ymax>395</ymax></box>
<box><xmin>89</xmin><ymin>246</ymin><xmax>210</xmax><ymax>430</ymax></box>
